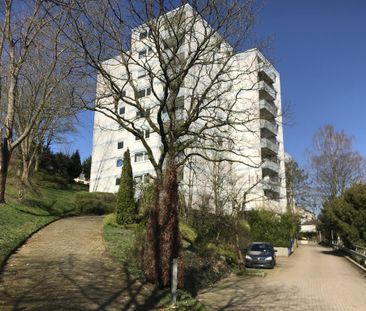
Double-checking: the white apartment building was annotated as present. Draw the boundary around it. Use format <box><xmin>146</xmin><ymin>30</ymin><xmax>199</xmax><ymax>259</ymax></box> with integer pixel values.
<box><xmin>90</xmin><ymin>4</ymin><xmax>287</xmax><ymax>213</ymax></box>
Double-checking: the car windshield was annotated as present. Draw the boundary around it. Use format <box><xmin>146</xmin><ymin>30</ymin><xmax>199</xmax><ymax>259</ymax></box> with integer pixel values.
<box><xmin>249</xmin><ymin>244</ymin><xmax>271</xmax><ymax>251</ymax></box>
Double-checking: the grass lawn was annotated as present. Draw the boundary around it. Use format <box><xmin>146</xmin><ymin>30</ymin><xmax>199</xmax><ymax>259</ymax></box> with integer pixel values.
<box><xmin>0</xmin><ymin>172</ymin><xmax>88</xmax><ymax>267</ymax></box>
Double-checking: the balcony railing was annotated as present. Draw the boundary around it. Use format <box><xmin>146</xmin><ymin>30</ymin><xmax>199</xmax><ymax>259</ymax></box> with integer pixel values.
<box><xmin>259</xmin><ymin>99</ymin><xmax>277</xmax><ymax>117</ymax></box>
<box><xmin>258</xmin><ymin>64</ymin><xmax>276</xmax><ymax>84</ymax></box>
<box><xmin>258</xmin><ymin>80</ymin><xmax>276</xmax><ymax>101</ymax></box>
<box><xmin>260</xmin><ymin>119</ymin><xmax>278</xmax><ymax>135</ymax></box>
<box><xmin>263</xmin><ymin>178</ymin><xmax>280</xmax><ymax>194</ymax></box>
<box><xmin>262</xmin><ymin>159</ymin><xmax>280</xmax><ymax>173</ymax></box>
<box><xmin>261</xmin><ymin>138</ymin><xmax>279</xmax><ymax>154</ymax></box>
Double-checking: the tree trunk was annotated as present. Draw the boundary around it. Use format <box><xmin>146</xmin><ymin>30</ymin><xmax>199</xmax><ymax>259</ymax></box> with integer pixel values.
<box><xmin>21</xmin><ymin>160</ymin><xmax>31</xmax><ymax>185</ymax></box>
<box><xmin>34</xmin><ymin>153</ymin><xmax>40</xmax><ymax>172</ymax></box>
<box><xmin>0</xmin><ymin>138</ymin><xmax>11</xmax><ymax>203</ymax></box>
<box><xmin>141</xmin><ymin>156</ymin><xmax>184</xmax><ymax>288</ymax></box>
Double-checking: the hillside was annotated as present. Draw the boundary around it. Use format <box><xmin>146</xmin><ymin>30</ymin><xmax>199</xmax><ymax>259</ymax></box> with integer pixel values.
<box><xmin>0</xmin><ymin>171</ymin><xmax>89</xmax><ymax>267</ymax></box>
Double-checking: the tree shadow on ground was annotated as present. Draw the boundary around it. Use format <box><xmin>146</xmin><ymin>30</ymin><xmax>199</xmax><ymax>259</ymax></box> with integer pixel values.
<box><xmin>0</xmin><ymin>252</ymin><xmax>202</xmax><ymax>310</ymax></box>
<box><xmin>320</xmin><ymin>249</ymin><xmax>344</xmax><ymax>257</ymax></box>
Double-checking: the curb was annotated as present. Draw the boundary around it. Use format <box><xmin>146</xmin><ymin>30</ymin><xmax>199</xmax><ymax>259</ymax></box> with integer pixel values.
<box><xmin>344</xmin><ymin>255</ymin><xmax>366</xmax><ymax>273</ymax></box>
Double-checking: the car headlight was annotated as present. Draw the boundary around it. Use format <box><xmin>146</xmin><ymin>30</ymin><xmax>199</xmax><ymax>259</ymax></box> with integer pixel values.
<box><xmin>264</xmin><ymin>256</ymin><xmax>273</xmax><ymax>261</ymax></box>
<box><xmin>245</xmin><ymin>255</ymin><xmax>252</xmax><ymax>260</ymax></box>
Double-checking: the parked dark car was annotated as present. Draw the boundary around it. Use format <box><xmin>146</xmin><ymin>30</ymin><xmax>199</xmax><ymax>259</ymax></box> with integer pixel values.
<box><xmin>245</xmin><ymin>242</ymin><xmax>276</xmax><ymax>269</ymax></box>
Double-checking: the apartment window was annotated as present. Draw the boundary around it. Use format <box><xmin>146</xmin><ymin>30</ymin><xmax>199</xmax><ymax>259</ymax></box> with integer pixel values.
<box><xmin>116</xmin><ymin>178</ymin><xmax>121</xmax><ymax>185</ymax></box>
<box><xmin>121</xmin><ymin>90</ymin><xmax>126</xmax><ymax>97</ymax></box>
<box><xmin>138</xmin><ymin>49</ymin><xmax>147</xmax><ymax>59</ymax></box>
<box><xmin>138</xmin><ymin>69</ymin><xmax>147</xmax><ymax>78</ymax></box>
<box><xmin>134</xmin><ymin>173</ymin><xmax>151</xmax><ymax>185</ymax></box>
<box><xmin>163</xmin><ymin>96</ymin><xmax>184</xmax><ymax>113</ymax></box>
<box><xmin>116</xmin><ymin>159</ymin><xmax>123</xmax><ymax>167</ymax></box>
<box><xmin>139</xmin><ymin>30</ymin><xmax>148</xmax><ymax>40</ymax></box>
<box><xmin>117</xmin><ymin>141</ymin><xmax>124</xmax><ymax>149</ymax></box>
<box><xmin>119</xmin><ymin>106</ymin><xmax>125</xmax><ymax>115</ymax></box>
<box><xmin>144</xmin><ymin>129</ymin><xmax>150</xmax><ymax>138</ymax></box>
<box><xmin>138</xmin><ymin>47</ymin><xmax>153</xmax><ymax>59</ymax></box>
<box><xmin>134</xmin><ymin>151</ymin><xmax>148</xmax><ymax>163</ymax></box>
<box><xmin>136</xmin><ymin>88</ymin><xmax>151</xmax><ymax>99</ymax></box>
<box><xmin>135</xmin><ymin>129</ymin><xmax>150</xmax><ymax>140</ymax></box>
<box><xmin>134</xmin><ymin>175</ymin><xmax>143</xmax><ymax>184</ymax></box>
<box><xmin>136</xmin><ymin>108</ymin><xmax>150</xmax><ymax>118</ymax></box>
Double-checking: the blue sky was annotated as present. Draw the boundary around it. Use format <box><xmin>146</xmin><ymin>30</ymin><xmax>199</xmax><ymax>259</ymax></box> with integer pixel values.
<box><xmin>57</xmin><ymin>0</ymin><xmax>366</xmax><ymax>166</ymax></box>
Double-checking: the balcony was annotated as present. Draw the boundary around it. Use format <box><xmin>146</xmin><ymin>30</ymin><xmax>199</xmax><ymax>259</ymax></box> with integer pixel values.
<box><xmin>258</xmin><ymin>80</ymin><xmax>276</xmax><ymax>101</ymax></box>
<box><xmin>262</xmin><ymin>159</ymin><xmax>280</xmax><ymax>173</ymax></box>
<box><xmin>260</xmin><ymin>99</ymin><xmax>277</xmax><ymax>118</ymax></box>
<box><xmin>261</xmin><ymin>138</ymin><xmax>279</xmax><ymax>154</ymax></box>
<box><xmin>258</xmin><ymin>64</ymin><xmax>276</xmax><ymax>84</ymax></box>
<box><xmin>260</xmin><ymin>119</ymin><xmax>278</xmax><ymax>135</ymax></box>
<box><xmin>263</xmin><ymin>179</ymin><xmax>280</xmax><ymax>194</ymax></box>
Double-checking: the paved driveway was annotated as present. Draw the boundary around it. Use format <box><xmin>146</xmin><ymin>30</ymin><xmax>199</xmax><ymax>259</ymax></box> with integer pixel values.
<box><xmin>198</xmin><ymin>245</ymin><xmax>366</xmax><ymax>311</ymax></box>
<box><xmin>0</xmin><ymin>216</ymin><xmax>153</xmax><ymax>310</ymax></box>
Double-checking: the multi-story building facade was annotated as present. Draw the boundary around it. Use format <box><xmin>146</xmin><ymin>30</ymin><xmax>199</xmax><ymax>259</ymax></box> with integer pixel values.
<box><xmin>90</xmin><ymin>4</ymin><xmax>287</xmax><ymax>213</ymax></box>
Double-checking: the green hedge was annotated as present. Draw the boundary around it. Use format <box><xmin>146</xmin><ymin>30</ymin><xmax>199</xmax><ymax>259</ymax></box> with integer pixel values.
<box><xmin>74</xmin><ymin>192</ymin><xmax>116</xmax><ymax>215</ymax></box>
<box><xmin>247</xmin><ymin>209</ymin><xmax>299</xmax><ymax>247</ymax></box>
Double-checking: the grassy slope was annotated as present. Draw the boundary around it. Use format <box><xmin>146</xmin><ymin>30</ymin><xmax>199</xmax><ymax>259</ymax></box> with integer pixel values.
<box><xmin>0</xmin><ymin>172</ymin><xmax>88</xmax><ymax>267</ymax></box>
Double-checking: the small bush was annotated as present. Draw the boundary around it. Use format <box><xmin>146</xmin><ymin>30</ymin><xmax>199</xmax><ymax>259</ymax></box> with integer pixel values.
<box><xmin>180</xmin><ymin>221</ymin><xmax>198</xmax><ymax>244</ymax></box>
<box><xmin>75</xmin><ymin>192</ymin><xmax>116</xmax><ymax>215</ymax></box>
<box><xmin>103</xmin><ymin>213</ymin><xmax>117</xmax><ymax>227</ymax></box>
<box><xmin>206</xmin><ymin>243</ymin><xmax>238</xmax><ymax>264</ymax></box>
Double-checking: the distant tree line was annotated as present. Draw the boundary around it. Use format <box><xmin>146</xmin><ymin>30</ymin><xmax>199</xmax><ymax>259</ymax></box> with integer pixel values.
<box><xmin>39</xmin><ymin>147</ymin><xmax>91</xmax><ymax>182</ymax></box>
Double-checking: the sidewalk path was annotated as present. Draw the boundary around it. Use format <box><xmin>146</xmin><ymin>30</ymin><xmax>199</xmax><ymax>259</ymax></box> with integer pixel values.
<box><xmin>198</xmin><ymin>245</ymin><xmax>366</xmax><ymax>311</ymax></box>
<box><xmin>0</xmin><ymin>216</ymin><xmax>153</xmax><ymax>310</ymax></box>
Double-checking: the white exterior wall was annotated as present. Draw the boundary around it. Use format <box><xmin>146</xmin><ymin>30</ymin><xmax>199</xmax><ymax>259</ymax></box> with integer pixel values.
<box><xmin>90</xmin><ymin>4</ymin><xmax>287</xmax><ymax>213</ymax></box>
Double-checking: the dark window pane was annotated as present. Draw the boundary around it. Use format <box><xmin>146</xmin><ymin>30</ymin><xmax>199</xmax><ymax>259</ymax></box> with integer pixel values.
<box><xmin>138</xmin><ymin>50</ymin><xmax>146</xmax><ymax>59</ymax></box>
<box><xmin>116</xmin><ymin>159</ymin><xmax>123</xmax><ymax>167</ymax></box>
<box><xmin>117</xmin><ymin>141</ymin><xmax>124</xmax><ymax>149</ymax></box>
<box><xmin>116</xmin><ymin>178</ymin><xmax>121</xmax><ymax>185</ymax></box>
<box><xmin>137</xmin><ymin>89</ymin><xmax>145</xmax><ymax>98</ymax></box>
<box><xmin>119</xmin><ymin>107</ymin><xmax>125</xmax><ymax>115</ymax></box>
<box><xmin>139</xmin><ymin>31</ymin><xmax>148</xmax><ymax>40</ymax></box>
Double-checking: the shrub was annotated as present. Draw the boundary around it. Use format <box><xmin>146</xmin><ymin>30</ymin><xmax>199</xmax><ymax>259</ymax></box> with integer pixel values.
<box><xmin>116</xmin><ymin>149</ymin><xmax>135</xmax><ymax>224</ymax></box>
<box><xmin>247</xmin><ymin>209</ymin><xmax>299</xmax><ymax>247</ymax></box>
<box><xmin>136</xmin><ymin>181</ymin><xmax>155</xmax><ymax>217</ymax></box>
<box><xmin>179</xmin><ymin>221</ymin><xmax>198</xmax><ymax>244</ymax></box>
<box><xmin>191</xmin><ymin>210</ymin><xmax>250</xmax><ymax>250</ymax></box>
<box><xmin>75</xmin><ymin>192</ymin><xmax>116</xmax><ymax>215</ymax></box>
<box><xmin>103</xmin><ymin>213</ymin><xmax>117</xmax><ymax>227</ymax></box>
<box><xmin>206</xmin><ymin>243</ymin><xmax>238</xmax><ymax>264</ymax></box>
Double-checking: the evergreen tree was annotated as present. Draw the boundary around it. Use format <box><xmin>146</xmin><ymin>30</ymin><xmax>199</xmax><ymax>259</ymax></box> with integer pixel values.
<box><xmin>116</xmin><ymin>149</ymin><xmax>135</xmax><ymax>224</ymax></box>
<box><xmin>68</xmin><ymin>150</ymin><xmax>82</xmax><ymax>180</ymax></box>
<box><xmin>82</xmin><ymin>156</ymin><xmax>92</xmax><ymax>179</ymax></box>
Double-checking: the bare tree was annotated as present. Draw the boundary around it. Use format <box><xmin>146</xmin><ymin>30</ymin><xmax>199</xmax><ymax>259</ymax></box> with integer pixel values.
<box><xmin>309</xmin><ymin>124</ymin><xmax>365</xmax><ymax>200</ymax></box>
<box><xmin>56</xmin><ymin>0</ymin><xmax>274</xmax><ymax>287</ymax></box>
<box><xmin>285</xmin><ymin>157</ymin><xmax>312</xmax><ymax>212</ymax></box>
<box><xmin>14</xmin><ymin>50</ymin><xmax>80</xmax><ymax>184</ymax></box>
<box><xmin>0</xmin><ymin>0</ymin><xmax>73</xmax><ymax>202</ymax></box>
